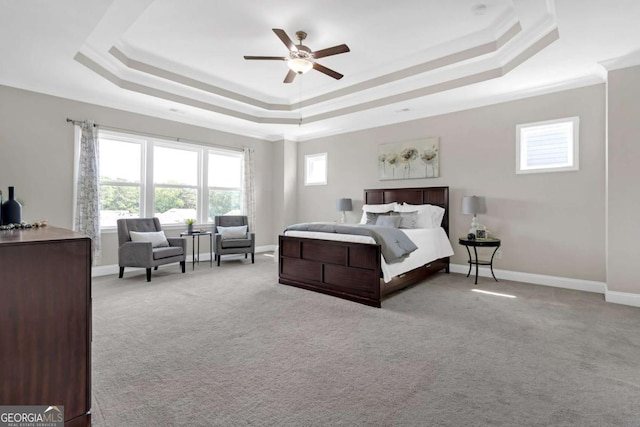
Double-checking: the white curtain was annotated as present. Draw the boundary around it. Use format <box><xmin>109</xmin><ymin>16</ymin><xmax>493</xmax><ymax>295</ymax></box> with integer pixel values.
<box><xmin>73</xmin><ymin>121</ymin><xmax>101</xmax><ymax>264</ymax></box>
<box><xmin>242</xmin><ymin>147</ymin><xmax>256</xmax><ymax>233</ymax></box>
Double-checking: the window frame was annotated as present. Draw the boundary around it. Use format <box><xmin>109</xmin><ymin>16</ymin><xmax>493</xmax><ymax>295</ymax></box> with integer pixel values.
<box><xmin>97</xmin><ymin>129</ymin><xmax>243</xmax><ymax>231</ymax></box>
<box><xmin>516</xmin><ymin>117</ymin><xmax>580</xmax><ymax>174</ymax></box>
<box><xmin>304</xmin><ymin>152</ymin><xmax>328</xmax><ymax>186</ymax></box>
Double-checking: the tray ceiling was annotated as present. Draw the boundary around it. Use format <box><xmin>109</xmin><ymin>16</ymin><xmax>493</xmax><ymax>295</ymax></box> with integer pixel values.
<box><xmin>1</xmin><ymin>0</ymin><xmax>639</xmax><ymax>141</ymax></box>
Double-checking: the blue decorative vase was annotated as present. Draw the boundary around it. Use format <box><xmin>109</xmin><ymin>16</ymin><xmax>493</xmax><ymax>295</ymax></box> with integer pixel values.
<box><xmin>2</xmin><ymin>186</ymin><xmax>22</xmax><ymax>225</ymax></box>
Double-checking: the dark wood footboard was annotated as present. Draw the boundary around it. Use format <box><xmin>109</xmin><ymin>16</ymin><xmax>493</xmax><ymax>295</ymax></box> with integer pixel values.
<box><xmin>278</xmin><ymin>235</ymin><xmax>449</xmax><ymax>307</ymax></box>
<box><xmin>279</xmin><ymin>235</ymin><xmax>383</xmax><ymax>307</ymax></box>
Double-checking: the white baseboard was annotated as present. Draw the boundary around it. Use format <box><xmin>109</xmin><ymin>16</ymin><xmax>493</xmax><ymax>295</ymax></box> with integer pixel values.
<box><xmin>92</xmin><ymin>254</ymin><xmax>640</xmax><ymax>308</ymax></box>
<box><xmin>450</xmin><ymin>263</ymin><xmax>640</xmax><ymax>308</ymax></box>
<box><xmin>92</xmin><ymin>244</ymin><xmax>277</xmax><ymax>278</ymax></box>
<box><xmin>604</xmin><ymin>289</ymin><xmax>640</xmax><ymax>308</ymax></box>
<box><xmin>449</xmin><ymin>263</ymin><xmax>606</xmax><ymax>294</ymax></box>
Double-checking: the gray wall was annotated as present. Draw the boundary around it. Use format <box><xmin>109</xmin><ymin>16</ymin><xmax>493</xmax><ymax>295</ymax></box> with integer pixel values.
<box><xmin>0</xmin><ymin>85</ymin><xmax>273</xmax><ymax>266</ymax></box>
<box><xmin>271</xmin><ymin>139</ymin><xmax>298</xmax><ymax>244</ymax></box>
<box><xmin>294</xmin><ymin>85</ymin><xmax>607</xmax><ymax>282</ymax></box>
<box><xmin>607</xmin><ymin>64</ymin><xmax>640</xmax><ymax>293</ymax></box>
<box><xmin>3</xmin><ymin>79</ymin><xmax>634</xmax><ymax>294</ymax></box>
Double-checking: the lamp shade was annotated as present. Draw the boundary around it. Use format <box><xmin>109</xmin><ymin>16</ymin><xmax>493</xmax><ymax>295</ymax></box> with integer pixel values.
<box><xmin>462</xmin><ymin>196</ymin><xmax>486</xmax><ymax>215</ymax></box>
<box><xmin>288</xmin><ymin>58</ymin><xmax>313</xmax><ymax>74</ymax></box>
<box><xmin>336</xmin><ymin>198</ymin><xmax>353</xmax><ymax>212</ymax></box>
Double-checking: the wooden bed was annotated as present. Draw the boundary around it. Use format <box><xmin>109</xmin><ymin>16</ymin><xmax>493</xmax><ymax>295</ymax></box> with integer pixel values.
<box><xmin>278</xmin><ymin>186</ymin><xmax>450</xmax><ymax>307</ymax></box>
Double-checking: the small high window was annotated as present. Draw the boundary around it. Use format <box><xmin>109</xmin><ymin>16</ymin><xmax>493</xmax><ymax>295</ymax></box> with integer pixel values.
<box><xmin>516</xmin><ymin>117</ymin><xmax>579</xmax><ymax>174</ymax></box>
<box><xmin>305</xmin><ymin>153</ymin><xmax>327</xmax><ymax>186</ymax></box>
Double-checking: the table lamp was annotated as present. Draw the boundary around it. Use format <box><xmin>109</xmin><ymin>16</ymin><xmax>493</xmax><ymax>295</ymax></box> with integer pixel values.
<box><xmin>462</xmin><ymin>195</ymin><xmax>486</xmax><ymax>235</ymax></box>
<box><xmin>336</xmin><ymin>198</ymin><xmax>353</xmax><ymax>223</ymax></box>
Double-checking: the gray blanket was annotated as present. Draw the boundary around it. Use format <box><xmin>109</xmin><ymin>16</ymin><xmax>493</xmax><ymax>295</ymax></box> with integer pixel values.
<box><xmin>285</xmin><ymin>223</ymin><xmax>417</xmax><ymax>264</ymax></box>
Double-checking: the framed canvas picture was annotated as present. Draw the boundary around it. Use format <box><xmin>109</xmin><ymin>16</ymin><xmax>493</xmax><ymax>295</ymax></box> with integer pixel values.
<box><xmin>378</xmin><ymin>137</ymin><xmax>439</xmax><ymax>180</ymax></box>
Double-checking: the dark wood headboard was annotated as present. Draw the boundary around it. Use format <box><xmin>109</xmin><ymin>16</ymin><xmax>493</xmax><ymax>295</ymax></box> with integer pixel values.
<box><xmin>363</xmin><ymin>186</ymin><xmax>449</xmax><ymax>236</ymax></box>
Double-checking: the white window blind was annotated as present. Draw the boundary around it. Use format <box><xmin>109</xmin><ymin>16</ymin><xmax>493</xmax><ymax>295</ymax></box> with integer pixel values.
<box><xmin>516</xmin><ymin>117</ymin><xmax>579</xmax><ymax>174</ymax></box>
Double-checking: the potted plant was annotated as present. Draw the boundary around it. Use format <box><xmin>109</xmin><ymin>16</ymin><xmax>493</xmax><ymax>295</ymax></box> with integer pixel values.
<box><xmin>185</xmin><ymin>218</ymin><xmax>196</xmax><ymax>234</ymax></box>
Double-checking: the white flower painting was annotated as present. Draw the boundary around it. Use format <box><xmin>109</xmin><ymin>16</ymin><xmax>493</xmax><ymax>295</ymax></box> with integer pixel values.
<box><xmin>379</xmin><ymin>137</ymin><xmax>439</xmax><ymax>180</ymax></box>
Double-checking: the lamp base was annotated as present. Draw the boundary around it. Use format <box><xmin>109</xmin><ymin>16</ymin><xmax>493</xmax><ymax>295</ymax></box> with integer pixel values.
<box><xmin>341</xmin><ymin>211</ymin><xmax>347</xmax><ymax>223</ymax></box>
<box><xmin>468</xmin><ymin>215</ymin><xmax>482</xmax><ymax>236</ymax></box>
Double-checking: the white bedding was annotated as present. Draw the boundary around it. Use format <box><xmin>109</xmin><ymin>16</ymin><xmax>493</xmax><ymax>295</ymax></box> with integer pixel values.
<box><xmin>284</xmin><ymin>226</ymin><xmax>454</xmax><ymax>283</ymax></box>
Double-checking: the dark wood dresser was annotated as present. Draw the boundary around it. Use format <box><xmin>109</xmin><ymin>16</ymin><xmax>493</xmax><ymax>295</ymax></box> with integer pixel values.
<box><xmin>0</xmin><ymin>227</ymin><xmax>91</xmax><ymax>427</ymax></box>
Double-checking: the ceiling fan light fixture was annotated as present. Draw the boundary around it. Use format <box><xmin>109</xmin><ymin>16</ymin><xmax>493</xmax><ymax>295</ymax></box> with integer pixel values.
<box><xmin>288</xmin><ymin>57</ymin><xmax>313</xmax><ymax>74</ymax></box>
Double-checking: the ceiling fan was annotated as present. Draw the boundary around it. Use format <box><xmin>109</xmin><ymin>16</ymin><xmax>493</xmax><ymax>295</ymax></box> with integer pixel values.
<box><xmin>244</xmin><ymin>29</ymin><xmax>350</xmax><ymax>83</ymax></box>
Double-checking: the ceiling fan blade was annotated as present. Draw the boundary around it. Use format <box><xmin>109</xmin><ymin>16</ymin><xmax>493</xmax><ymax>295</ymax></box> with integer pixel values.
<box><xmin>273</xmin><ymin>28</ymin><xmax>296</xmax><ymax>51</ymax></box>
<box><xmin>244</xmin><ymin>56</ymin><xmax>288</xmax><ymax>61</ymax></box>
<box><xmin>313</xmin><ymin>62</ymin><xmax>344</xmax><ymax>80</ymax></box>
<box><xmin>312</xmin><ymin>44</ymin><xmax>350</xmax><ymax>59</ymax></box>
<box><xmin>283</xmin><ymin>69</ymin><xmax>297</xmax><ymax>84</ymax></box>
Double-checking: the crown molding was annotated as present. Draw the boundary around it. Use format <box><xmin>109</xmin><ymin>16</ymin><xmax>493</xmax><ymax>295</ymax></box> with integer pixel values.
<box><xmin>599</xmin><ymin>49</ymin><xmax>640</xmax><ymax>72</ymax></box>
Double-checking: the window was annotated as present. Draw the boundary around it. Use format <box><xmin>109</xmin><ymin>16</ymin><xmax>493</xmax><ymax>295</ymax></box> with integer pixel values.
<box><xmin>208</xmin><ymin>149</ymin><xmax>243</xmax><ymax>220</ymax></box>
<box><xmin>98</xmin><ymin>133</ymin><xmax>143</xmax><ymax>227</ymax></box>
<box><xmin>305</xmin><ymin>153</ymin><xmax>327</xmax><ymax>185</ymax></box>
<box><xmin>153</xmin><ymin>145</ymin><xmax>198</xmax><ymax>225</ymax></box>
<box><xmin>98</xmin><ymin>130</ymin><xmax>243</xmax><ymax>229</ymax></box>
<box><xmin>516</xmin><ymin>117</ymin><xmax>579</xmax><ymax>174</ymax></box>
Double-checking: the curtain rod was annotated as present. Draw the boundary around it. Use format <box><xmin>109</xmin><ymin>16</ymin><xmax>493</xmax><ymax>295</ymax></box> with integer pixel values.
<box><xmin>66</xmin><ymin>118</ymin><xmax>96</xmax><ymax>127</ymax></box>
<box><xmin>65</xmin><ymin>117</ymin><xmax>244</xmax><ymax>153</ymax></box>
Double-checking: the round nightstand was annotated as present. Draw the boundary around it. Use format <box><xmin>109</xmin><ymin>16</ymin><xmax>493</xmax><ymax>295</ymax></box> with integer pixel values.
<box><xmin>458</xmin><ymin>237</ymin><xmax>501</xmax><ymax>285</ymax></box>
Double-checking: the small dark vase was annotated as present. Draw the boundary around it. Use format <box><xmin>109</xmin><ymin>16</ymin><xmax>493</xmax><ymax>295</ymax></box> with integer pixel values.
<box><xmin>2</xmin><ymin>186</ymin><xmax>22</xmax><ymax>225</ymax></box>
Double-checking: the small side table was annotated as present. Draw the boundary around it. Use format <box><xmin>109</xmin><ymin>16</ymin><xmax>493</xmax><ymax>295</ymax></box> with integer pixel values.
<box><xmin>180</xmin><ymin>231</ymin><xmax>213</xmax><ymax>269</ymax></box>
<box><xmin>458</xmin><ymin>237</ymin><xmax>501</xmax><ymax>285</ymax></box>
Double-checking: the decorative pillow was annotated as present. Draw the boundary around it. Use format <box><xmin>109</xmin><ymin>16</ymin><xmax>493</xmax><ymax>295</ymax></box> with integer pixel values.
<box><xmin>365</xmin><ymin>211</ymin><xmax>392</xmax><ymax>225</ymax></box>
<box><xmin>359</xmin><ymin>203</ymin><xmax>399</xmax><ymax>224</ymax></box>
<box><xmin>394</xmin><ymin>211</ymin><xmax>418</xmax><ymax>229</ymax></box>
<box><xmin>217</xmin><ymin>225</ymin><xmax>248</xmax><ymax>240</ymax></box>
<box><xmin>129</xmin><ymin>230</ymin><xmax>169</xmax><ymax>248</ymax></box>
<box><xmin>375</xmin><ymin>215</ymin><xmax>401</xmax><ymax>228</ymax></box>
<box><xmin>397</xmin><ymin>203</ymin><xmax>445</xmax><ymax>228</ymax></box>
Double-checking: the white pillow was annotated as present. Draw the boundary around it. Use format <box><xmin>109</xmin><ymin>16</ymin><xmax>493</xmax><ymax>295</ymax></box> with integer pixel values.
<box><xmin>430</xmin><ymin>205</ymin><xmax>445</xmax><ymax>227</ymax></box>
<box><xmin>129</xmin><ymin>230</ymin><xmax>169</xmax><ymax>248</ymax></box>
<box><xmin>217</xmin><ymin>225</ymin><xmax>248</xmax><ymax>240</ymax></box>
<box><xmin>359</xmin><ymin>202</ymin><xmax>399</xmax><ymax>224</ymax></box>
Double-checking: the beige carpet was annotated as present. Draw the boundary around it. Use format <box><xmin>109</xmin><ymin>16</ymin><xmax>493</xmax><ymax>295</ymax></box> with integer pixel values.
<box><xmin>91</xmin><ymin>255</ymin><xmax>640</xmax><ymax>426</ymax></box>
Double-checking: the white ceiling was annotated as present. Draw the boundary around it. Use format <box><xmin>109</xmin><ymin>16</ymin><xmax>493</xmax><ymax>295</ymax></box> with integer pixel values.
<box><xmin>1</xmin><ymin>0</ymin><xmax>639</xmax><ymax>141</ymax></box>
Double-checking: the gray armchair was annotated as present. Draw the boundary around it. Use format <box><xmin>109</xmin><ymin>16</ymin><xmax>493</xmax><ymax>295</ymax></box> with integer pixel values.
<box><xmin>214</xmin><ymin>215</ymin><xmax>255</xmax><ymax>266</ymax></box>
<box><xmin>117</xmin><ymin>218</ymin><xmax>187</xmax><ymax>281</ymax></box>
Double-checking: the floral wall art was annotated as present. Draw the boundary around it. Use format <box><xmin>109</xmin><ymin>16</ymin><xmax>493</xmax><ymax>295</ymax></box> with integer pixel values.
<box><xmin>378</xmin><ymin>138</ymin><xmax>439</xmax><ymax>180</ymax></box>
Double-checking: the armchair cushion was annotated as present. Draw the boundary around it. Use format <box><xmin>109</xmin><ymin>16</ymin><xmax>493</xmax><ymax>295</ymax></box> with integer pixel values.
<box><xmin>153</xmin><ymin>246</ymin><xmax>184</xmax><ymax>260</ymax></box>
<box><xmin>221</xmin><ymin>238</ymin><xmax>253</xmax><ymax>249</ymax></box>
<box><xmin>217</xmin><ymin>225</ymin><xmax>248</xmax><ymax>240</ymax></box>
<box><xmin>129</xmin><ymin>230</ymin><xmax>170</xmax><ymax>247</ymax></box>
